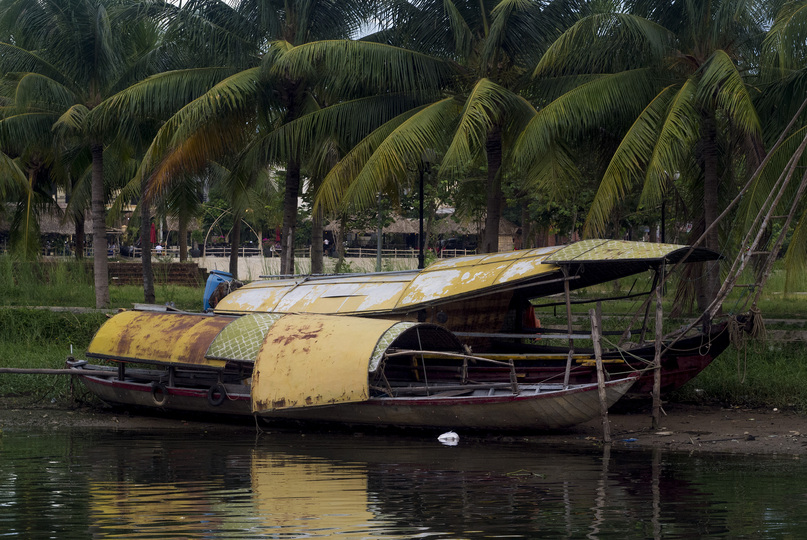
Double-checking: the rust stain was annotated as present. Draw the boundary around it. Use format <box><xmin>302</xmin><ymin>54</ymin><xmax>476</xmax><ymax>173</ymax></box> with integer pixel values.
<box><xmin>272</xmin><ymin>398</ymin><xmax>286</xmax><ymax>408</ymax></box>
<box><xmin>270</xmin><ymin>321</ymin><xmax>325</xmax><ymax>346</ymax></box>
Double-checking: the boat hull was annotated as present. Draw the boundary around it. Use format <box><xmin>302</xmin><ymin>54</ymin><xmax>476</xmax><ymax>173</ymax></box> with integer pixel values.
<box><xmin>73</xmin><ymin>368</ymin><xmax>638</xmax><ymax>431</ymax></box>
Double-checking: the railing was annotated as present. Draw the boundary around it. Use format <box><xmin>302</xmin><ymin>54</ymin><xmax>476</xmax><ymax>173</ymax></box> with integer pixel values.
<box><xmin>2</xmin><ymin>242</ymin><xmax>477</xmax><ymax>260</ymax></box>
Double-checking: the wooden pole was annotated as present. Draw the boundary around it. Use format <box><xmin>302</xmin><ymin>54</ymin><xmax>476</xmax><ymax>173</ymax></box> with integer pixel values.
<box><xmin>0</xmin><ymin>368</ymin><xmax>114</xmax><ymax>377</ymax></box>
<box><xmin>652</xmin><ymin>264</ymin><xmax>664</xmax><ymax>428</ymax></box>
<box><xmin>590</xmin><ymin>303</ymin><xmax>611</xmax><ymax>443</ymax></box>
<box><xmin>562</xmin><ymin>266</ymin><xmax>575</xmax><ymax>389</ymax></box>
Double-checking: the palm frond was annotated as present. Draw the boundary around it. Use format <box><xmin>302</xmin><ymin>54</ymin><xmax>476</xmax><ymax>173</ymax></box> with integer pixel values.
<box><xmin>53</xmin><ymin>104</ymin><xmax>90</xmax><ymax>136</ymax></box>
<box><xmin>698</xmin><ymin>49</ymin><xmax>761</xmax><ymax>138</ymax></box>
<box><xmin>91</xmin><ymin>66</ymin><xmax>245</xmax><ymax>131</ymax></box>
<box><xmin>521</xmin><ymin>139</ymin><xmax>582</xmax><ymax>201</ymax></box>
<box><xmin>534</xmin><ymin>13</ymin><xmax>669</xmax><ymax>77</ymax></box>
<box><xmin>273</xmin><ymin>39</ymin><xmax>455</xmax><ymax>97</ymax></box>
<box><xmin>14</xmin><ymin>72</ymin><xmax>77</xmax><ymax>111</ymax></box>
<box><xmin>765</xmin><ymin>1</ymin><xmax>807</xmax><ymax>70</ymax></box>
<box><xmin>443</xmin><ymin>78</ymin><xmax>522</xmax><ymax>174</ymax></box>
<box><xmin>639</xmin><ymin>80</ymin><xmax>699</xmax><ymax>207</ymax></box>
<box><xmin>0</xmin><ymin>43</ymin><xmax>70</xmax><ymax>89</ymax></box>
<box><xmin>515</xmin><ymin>68</ymin><xmax>657</xmax><ymax>168</ymax></box>
<box><xmin>319</xmin><ymin>97</ymin><xmax>460</xmax><ymax>213</ymax></box>
<box><xmin>584</xmin><ymin>86</ymin><xmax>678</xmax><ymax>236</ymax></box>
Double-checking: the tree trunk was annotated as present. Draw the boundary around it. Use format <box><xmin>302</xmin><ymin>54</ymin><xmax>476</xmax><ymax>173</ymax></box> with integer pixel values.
<box><xmin>697</xmin><ymin>115</ymin><xmax>721</xmax><ymax>314</ymax></box>
<box><xmin>74</xmin><ymin>213</ymin><xmax>85</xmax><ymax>260</ymax></box>
<box><xmin>141</xmin><ymin>192</ymin><xmax>155</xmax><ymax>304</ymax></box>
<box><xmin>311</xmin><ymin>202</ymin><xmax>324</xmax><ymax>274</ymax></box>
<box><xmin>90</xmin><ymin>143</ymin><xmax>109</xmax><ymax>308</ymax></box>
<box><xmin>229</xmin><ymin>213</ymin><xmax>241</xmax><ymax>279</ymax></box>
<box><xmin>482</xmin><ymin>126</ymin><xmax>503</xmax><ymax>253</ymax></box>
<box><xmin>280</xmin><ymin>158</ymin><xmax>301</xmax><ymax>276</ymax></box>
<box><xmin>178</xmin><ymin>213</ymin><xmax>188</xmax><ymax>262</ymax></box>
<box><xmin>520</xmin><ymin>199</ymin><xmax>531</xmax><ymax>249</ymax></box>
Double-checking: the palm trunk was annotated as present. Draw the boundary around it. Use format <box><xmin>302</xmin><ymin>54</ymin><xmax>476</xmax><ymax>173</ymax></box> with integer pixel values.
<box><xmin>697</xmin><ymin>115</ymin><xmax>721</xmax><ymax>314</ymax></box>
<box><xmin>229</xmin><ymin>213</ymin><xmax>241</xmax><ymax>279</ymax></box>
<box><xmin>482</xmin><ymin>126</ymin><xmax>503</xmax><ymax>253</ymax></box>
<box><xmin>90</xmin><ymin>143</ymin><xmax>109</xmax><ymax>308</ymax></box>
<box><xmin>141</xmin><ymin>193</ymin><xmax>155</xmax><ymax>304</ymax></box>
<box><xmin>74</xmin><ymin>213</ymin><xmax>85</xmax><ymax>260</ymax></box>
<box><xmin>520</xmin><ymin>200</ymin><xmax>531</xmax><ymax>249</ymax></box>
<box><xmin>281</xmin><ymin>158</ymin><xmax>301</xmax><ymax>276</ymax></box>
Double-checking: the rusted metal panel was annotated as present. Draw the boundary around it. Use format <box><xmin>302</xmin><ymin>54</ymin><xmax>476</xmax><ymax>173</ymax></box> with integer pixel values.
<box><xmin>213</xmin><ymin>279</ymin><xmax>301</xmax><ymax>313</ymax></box>
<box><xmin>397</xmin><ymin>249</ymin><xmax>559</xmax><ymax>308</ymax></box>
<box><xmin>87</xmin><ymin>311</ymin><xmax>231</xmax><ymax>368</ymax></box>
<box><xmin>251</xmin><ymin>314</ymin><xmax>399</xmax><ymax>412</ymax></box>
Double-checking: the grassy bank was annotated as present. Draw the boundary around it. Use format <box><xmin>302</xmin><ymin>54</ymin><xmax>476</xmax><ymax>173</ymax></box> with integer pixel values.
<box><xmin>0</xmin><ymin>256</ymin><xmax>204</xmax><ymax>311</ymax></box>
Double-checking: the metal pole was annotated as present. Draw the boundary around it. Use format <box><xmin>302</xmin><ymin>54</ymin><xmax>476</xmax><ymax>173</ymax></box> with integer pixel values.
<box><xmin>418</xmin><ymin>165</ymin><xmax>425</xmax><ymax>269</ymax></box>
<box><xmin>376</xmin><ymin>194</ymin><xmax>382</xmax><ymax>272</ymax></box>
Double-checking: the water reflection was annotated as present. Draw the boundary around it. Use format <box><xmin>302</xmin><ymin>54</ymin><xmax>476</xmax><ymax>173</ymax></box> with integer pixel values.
<box><xmin>1</xmin><ymin>428</ymin><xmax>806</xmax><ymax>538</ymax></box>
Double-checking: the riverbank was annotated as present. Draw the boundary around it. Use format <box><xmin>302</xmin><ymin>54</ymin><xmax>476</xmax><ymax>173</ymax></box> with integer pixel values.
<box><xmin>2</xmin><ymin>396</ymin><xmax>805</xmax><ymax>455</ymax></box>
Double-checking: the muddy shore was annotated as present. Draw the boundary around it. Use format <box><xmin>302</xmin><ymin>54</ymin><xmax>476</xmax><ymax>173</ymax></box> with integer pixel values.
<box><xmin>2</xmin><ymin>397</ymin><xmax>806</xmax><ymax>455</ymax></box>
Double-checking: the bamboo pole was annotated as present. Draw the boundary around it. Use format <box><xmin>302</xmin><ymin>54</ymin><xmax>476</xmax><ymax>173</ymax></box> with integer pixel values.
<box><xmin>652</xmin><ymin>264</ymin><xmax>664</xmax><ymax>429</ymax></box>
<box><xmin>562</xmin><ymin>266</ymin><xmax>575</xmax><ymax>389</ymax></box>
<box><xmin>0</xmin><ymin>368</ymin><xmax>100</xmax><ymax>375</ymax></box>
<box><xmin>590</xmin><ymin>303</ymin><xmax>610</xmax><ymax>443</ymax></box>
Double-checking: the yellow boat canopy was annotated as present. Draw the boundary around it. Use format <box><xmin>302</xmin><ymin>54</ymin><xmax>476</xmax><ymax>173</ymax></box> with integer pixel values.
<box><xmin>250</xmin><ymin>314</ymin><xmax>463</xmax><ymax>412</ymax></box>
<box><xmin>86</xmin><ymin>310</ymin><xmax>234</xmax><ymax>368</ymax></box>
<box><xmin>88</xmin><ymin>310</ymin><xmax>463</xmax><ymax>411</ymax></box>
<box><xmin>213</xmin><ymin>239</ymin><xmax>719</xmax><ymax>316</ymax></box>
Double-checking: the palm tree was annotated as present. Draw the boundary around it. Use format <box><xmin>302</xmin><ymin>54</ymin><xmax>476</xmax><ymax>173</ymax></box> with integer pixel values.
<box><xmin>94</xmin><ymin>0</ymin><xmax>379</xmax><ymax>278</ymax></box>
<box><xmin>515</xmin><ymin>0</ymin><xmax>767</xmax><ymax>310</ymax></box>
<box><xmin>747</xmin><ymin>0</ymin><xmax>807</xmax><ymax>292</ymax></box>
<box><xmin>311</xmin><ymin>0</ymin><xmax>575</xmax><ymax>254</ymax></box>
<box><xmin>0</xmin><ymin>0</ymin><xmax>177</xmax><ymax>307</ymax></box>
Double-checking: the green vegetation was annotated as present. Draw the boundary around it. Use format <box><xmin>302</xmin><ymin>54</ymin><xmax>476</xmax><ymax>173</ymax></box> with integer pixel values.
<box><xmin>0</xmin><ymin>256</ymin><xmax>203</xmax><ymax>311</ymax></box>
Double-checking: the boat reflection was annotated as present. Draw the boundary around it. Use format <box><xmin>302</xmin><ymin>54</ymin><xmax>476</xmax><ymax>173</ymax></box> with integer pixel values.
<box><xmin>75</xmin><ymin>431</ymin><xmax>740</xmax><ymax>539</ymax></box>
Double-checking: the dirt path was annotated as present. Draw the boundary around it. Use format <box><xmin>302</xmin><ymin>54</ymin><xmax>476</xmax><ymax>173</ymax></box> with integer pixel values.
<box><xmin>2</xmin><ymin>397</ymin><xmax>806</xmax><ymax>455</ymax></box>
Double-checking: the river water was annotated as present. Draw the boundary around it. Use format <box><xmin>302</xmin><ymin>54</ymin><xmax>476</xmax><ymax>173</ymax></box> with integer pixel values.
<box><xmin>1</xmin><ymin>427</ymin><xmax>806</xmax><ymax>539</ymax></box>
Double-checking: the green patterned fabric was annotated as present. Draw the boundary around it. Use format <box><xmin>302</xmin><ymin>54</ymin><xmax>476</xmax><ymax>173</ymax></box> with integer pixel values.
<box><xmin>369</xmin><ymin>322</ymin><xmax>417</xmax><ymax>372</ymax></box>
<box><xmin>206</xmin><ymin>313</ymin><xmax>284</xmax><ymax>363</ymax></box>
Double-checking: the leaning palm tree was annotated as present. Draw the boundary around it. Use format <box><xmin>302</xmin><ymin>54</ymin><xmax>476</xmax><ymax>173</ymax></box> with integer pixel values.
<box><xmin>0</xmin><ymin>0</ymin><xmax>177</xmax><ymax>307</ymax></box>
<box><xmin>515</xmin><ymin>0</ymin><xmax>767</xmax><ymax>311</ymax></box>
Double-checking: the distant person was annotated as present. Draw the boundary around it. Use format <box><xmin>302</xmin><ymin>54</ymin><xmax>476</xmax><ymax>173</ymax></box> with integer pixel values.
<box><xmin>155</xmin><ymin>244</ymin><xmax>163</xmax><ymax>255</ymax></box>
<box><xmin>323</xmin><ymin>238</ymin><xmax>330</xmax><ymax>257</ymax></box>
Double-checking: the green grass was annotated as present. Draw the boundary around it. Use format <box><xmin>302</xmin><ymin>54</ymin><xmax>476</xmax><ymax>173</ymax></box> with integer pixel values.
<box><xmin>0</xmin><ymin>309</ymin><xmax>108</xmax><ymax>400</ymax></box>
<box><xmin>670</xmin><ymin>342</ymin><xmax>807</xmax><ymax>411</ymax></box>
<box><xmin>0</xmin><ymin>256</ymin><xmax>204</xmax><ymax>311</ymax></box>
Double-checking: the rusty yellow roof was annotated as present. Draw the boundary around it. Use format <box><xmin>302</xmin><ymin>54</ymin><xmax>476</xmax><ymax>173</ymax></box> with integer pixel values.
<box><xmin>86</xmin><ymin>310</ymin><xmax>234</xmax><ymax>368</ymax></box>
<box><xmin>213</xmin><ymin>240</ymin><xmax>717</xmax><ymax>316</ymax></box>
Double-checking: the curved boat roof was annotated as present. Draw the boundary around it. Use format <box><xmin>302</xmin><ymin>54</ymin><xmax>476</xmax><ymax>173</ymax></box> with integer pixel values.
<box><xmin>213</xmin><ymin>239</ymin><xmax>718</xmax><ymax>316</ymax></box>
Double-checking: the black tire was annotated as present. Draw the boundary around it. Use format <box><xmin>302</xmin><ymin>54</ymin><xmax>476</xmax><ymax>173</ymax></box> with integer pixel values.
<box><xmin>151</xmin><ymin>382</ymin><xmax>168</xmax><ymax>406</ymax></box>
<box><xmin>207</xmin><ymin>384</ymin><xmax>226</xmax><ymax>406</ymax></box>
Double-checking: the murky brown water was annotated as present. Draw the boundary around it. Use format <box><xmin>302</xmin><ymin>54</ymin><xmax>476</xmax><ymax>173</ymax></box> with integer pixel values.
<box><xmin>1</xmin><ymin>428</ymin><xmax>806</xmax><ymax>538</ymax></box>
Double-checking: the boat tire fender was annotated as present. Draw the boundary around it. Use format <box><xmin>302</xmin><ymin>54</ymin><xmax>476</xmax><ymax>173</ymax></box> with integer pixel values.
<box><xmin>151</xmin><ymin>382</ymin><xmax>169</xmax><ymax>406</ymax></box>
<box><xmin>207</xmin><ymin>384</ymin><xmax>226</xmax><ymax>406</ymax></box>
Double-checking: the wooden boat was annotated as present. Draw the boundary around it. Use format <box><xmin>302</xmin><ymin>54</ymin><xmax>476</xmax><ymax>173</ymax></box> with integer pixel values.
<box><xmin>70</xmin><ymin>309</ymin><xmax>638</xmax><ymax>430</ymax></box>
<box><xmin>210</xmin><ymin>239</ymin><xmax>739</xmax><ymax>394</ymax></box>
